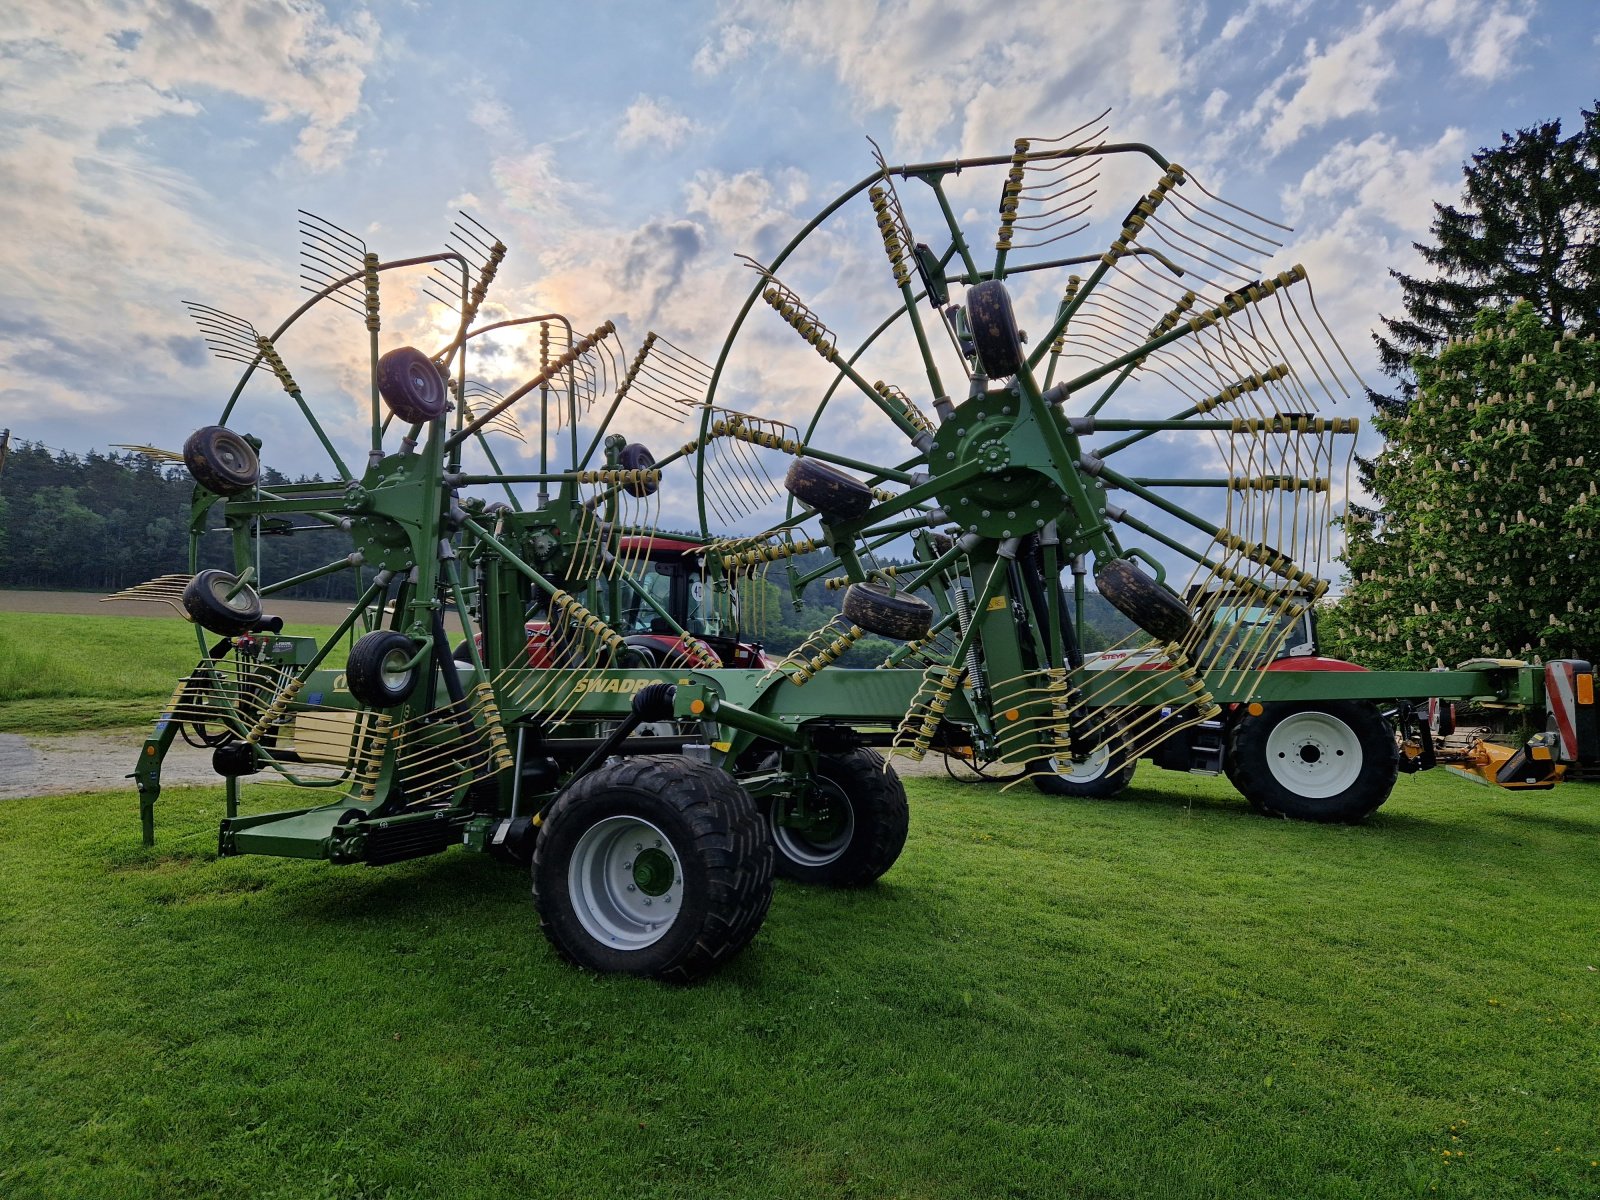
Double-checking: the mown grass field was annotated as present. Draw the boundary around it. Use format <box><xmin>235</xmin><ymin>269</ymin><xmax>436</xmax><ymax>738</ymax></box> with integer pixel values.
<box><xmin>0</xmin><ymin>610</ymin><xmax>342</xmax><ymax>733</ymax></box>
<box><xmin>3</xmin><ymin>764</ymin><xmax>1597</xmax><ymax>1199</ymax></box>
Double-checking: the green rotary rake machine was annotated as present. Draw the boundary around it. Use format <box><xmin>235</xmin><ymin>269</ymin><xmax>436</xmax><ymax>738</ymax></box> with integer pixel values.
<box><xmin>122</xmin><ymin>123</ymin><xmax>1600</xmax><ymax>981</ymax></box>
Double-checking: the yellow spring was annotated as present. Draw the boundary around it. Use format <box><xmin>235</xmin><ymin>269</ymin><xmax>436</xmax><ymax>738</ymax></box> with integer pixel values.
<box><xmin>462</xmin><ymin>242</ymin><xmax>506</xmax><ymax>328</ymax></box>
<box><xmin>826</xmin><ymin>565</ymin><xmax>901</xmax><ymax>591</ymax></box>
<box><xmin>880</xmin><ymin>630</ymin><xmax>942</xmax><ymax>668</ymax></box>
<box><xmin>996</xmin><ymin>138</ymin><xmax>1029</xmax><ymax>251</ymax></box>
<box><xmin>575</xmin><ymin>468</ymin><xmax>661</xmax><ymax>489</ymax></box>
<box><xmin>1050</xmin><ymin>276</ymin><xmax>1081</xmax><ymax>355</ymax></box>
<box><xmin>1230</xmin><ymin>414</ymin><xmax>1358</xmax><ymax>435</ymax></box>
<box><xmin>1194</xmin><ymin>364</ymin><xmax>1290</xmax><ymax>414</ymax></box>
<box><xmin>788</xmin><ymin>625</ymin><xmax>864</xmax><ymax>686</ymax></box>
<box><xmin>869</xmin><ymin>186</ymin><xmax>910</xmax><ymax>288</ymax></box>
<box><xmin>1047</xmin><ymin>667</ymin><xmax>1074</xmax><ymax>759</ymax></box>
<box><xmin>873</xmin><ymin>380</ymin><xmax>934</xmax><ymax>435</ymax></box>
<box><xmin>1187</xmin><ymin>265</ymin><xmax>1306</xmax><ymax>330</ymax></box>
<box><xmin>1104</xmin><ymin>166</ymin><xmax>1186</xmax><ymax>264</ymax></box>
<box><xmin>244</xmin><ymin>676</ymin><xmax>305</xmax><ymax>745</ymax></box>
<box><xmin>910</xmin><ymin>666</ymin><xmax>963</xmax><ymax>757</ymax></box>
<box><xmin>720</xmin><ymin>536</ymin><xmax>820</xmax><ymax>570</ymax></box>
<box><xmin>474</xmin><ymin>682</ymin><xmax>514</xmax><ymax>772</ymax></box>
<box><xmin>549</xmin><ymin>591</ymin><xmax>625</xmax><ymax>656</ymax></box>
<box><xmin>363</xmin><ymin>252</ymin><xmax>380</xmax><ymax>333</ymax></box>
<box><xmin>256</xmin><ymin>336</ymin><xmax>299</xmax><ymax>395</ymax></box>
<box><xmin>1211</xmin><ymin>534</ymin><xmax>1323</xmax><ymax>590</ymax></box>
<box><xmin>1228</xmin><ymin>475</ymin><xmax>1329</xmax><ymax>492</ymax></box>
<box><xmin>762</xmin><ymin>284</ymin><xmax>838</xmax><ymax>363</ymax></box>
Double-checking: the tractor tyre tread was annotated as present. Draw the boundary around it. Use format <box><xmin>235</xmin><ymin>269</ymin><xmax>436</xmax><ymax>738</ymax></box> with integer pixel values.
<box><xmin>532</xmin><ymin>755</ymin><xmax>774</xmax><ymax>983</ymax></box>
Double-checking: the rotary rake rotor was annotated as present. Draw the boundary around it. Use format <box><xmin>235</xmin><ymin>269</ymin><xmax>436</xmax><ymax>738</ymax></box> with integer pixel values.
<box><xmin>696</xmin><ymin>124</ymin><xmax>1363</xmax><ymax>784</ymax></box>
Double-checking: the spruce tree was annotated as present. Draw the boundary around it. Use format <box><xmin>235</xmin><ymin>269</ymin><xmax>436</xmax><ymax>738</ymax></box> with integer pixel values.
<box><xmin>1373</xmin><ymin>104</ymin><xmax>1600</xmax><ymax>411</ymax></box>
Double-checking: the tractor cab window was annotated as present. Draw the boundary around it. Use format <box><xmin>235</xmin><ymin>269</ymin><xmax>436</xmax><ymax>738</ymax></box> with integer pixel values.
<box><xmin>620</xmin><ymin>563</ymin><xmax>678</xmax><ymax>633</ymax></box>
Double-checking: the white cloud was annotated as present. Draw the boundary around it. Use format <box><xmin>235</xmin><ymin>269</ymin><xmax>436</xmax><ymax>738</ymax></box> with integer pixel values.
<box><xmin>617</xmin><ymin>95</ymin><xmax>702</xmax><ymax>152</ymax></box>
<box><xmin>1259</xmin><ymin>0</ymin><xmax>1535</xmax><ymax>152</ymax></box>
<box><xmin>692</xmin><ymin>23</ymin><xmax>756</xmax><ymax>75</ymax></box>
<box><xmin>723</xmin><ymin>0</ymin><xmax>1192</xmax><ymax>157</ymax></box>
<box><xmin>1265</xmin><ymin>29</ymin><xmax>1393</xmax><ymax>152</ymax></box>
<box><xmin>1280</xmin><ymin>127</ymin><xmax>1466</xmax><ymax>234</ymax></box>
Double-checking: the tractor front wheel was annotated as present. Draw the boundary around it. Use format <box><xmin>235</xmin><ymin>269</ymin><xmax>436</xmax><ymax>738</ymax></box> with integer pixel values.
<box><xmin>768</xmin><ymin>748</ymin><xmax>909</xmax><ymax>885</ymax></box>
<box><xmin>532</xmin><ymin>756</ymin><xmax>773</xmax><ymax>982</ymax></box>
<box><xmin>1226</xmin><ymin>701</ymin><xmax>1397</xmax><ymax>822</ymax></box>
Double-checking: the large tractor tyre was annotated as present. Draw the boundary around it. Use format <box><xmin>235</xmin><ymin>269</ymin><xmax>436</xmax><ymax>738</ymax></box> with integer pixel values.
<box><xmin>183</xmin><ymin>425</ymin><xmax>260</xmax><ymax>496</ymax></box>
<box><xmin>532</xmin><ymin>755</ymin><xmax>774</xmax><ymax>982</ymax></box>
<box><xmin>182</xmin><ymin>569</ymin><xmax>263</xmax><ymax>636</ymax></box>
<box><xmin>376</xmin><ymin>346</ymin><xmax>449</xmax><ymax>424</ymax></box>
<box><xmin>1094</xmin><ymin>557</ymin><xmax>1193</xmax><ymax>643</ymax></box>
<box><xmin>345</xmin><ymin>630</ymin><xmax>422</xmax><ymax>709</ymax></box>
<box><xmin>841</xmin><ymin>583</ymin><xmax>933</xmax><ymax>641</ymax></box>
<box><xmin>966</xmin><ymin>279</ymin><xmax>1024</xmax><ymax>379</ymax></box>
<box><xmin>784</xmin><ymin>457</ymin><xmax>874</xmax><ymax>520</ymax></box>
<box><xmin>1030</xmin><ymin>735</ymin><xmax>1137</xmax><ymax>799</ymax></box>
<box><xmin>766</xmin><ymin>748</ymin><xmax>909</xmax><ymax>886</ymax></box>
<box><xmin>1226</xmin><ymin>701</ymin><xmax>1398</xmax><ymax>823</ymax></box>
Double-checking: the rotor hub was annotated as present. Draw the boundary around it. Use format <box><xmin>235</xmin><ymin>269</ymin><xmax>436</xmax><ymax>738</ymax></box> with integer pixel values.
<box><xmin>929</xmin><ymin>391</ymin><xmax>1070</xmax><ymax>539</ymax></box>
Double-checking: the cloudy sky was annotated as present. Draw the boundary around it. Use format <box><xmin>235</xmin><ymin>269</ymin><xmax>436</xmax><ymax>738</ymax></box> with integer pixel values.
<box><xmin>1</xmin><ymin>0</ymin><xmax>1596</xmax><ymax>575</ymax></box>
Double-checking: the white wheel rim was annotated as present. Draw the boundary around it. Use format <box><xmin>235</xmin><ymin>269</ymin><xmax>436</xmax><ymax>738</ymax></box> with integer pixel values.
<box><xmin>1265</xmin><ymin>711</ymin><xmax>1362</xmax><ymax>799</ymax></box>
<box><xmin>568</xmin><ymin>816</ymin><xmax>683</xmax><ymax>950</ymax></box>
<box><xmin>208</xmin><ymin>577</ymin><xmax>257</xmax><ymax>615</ymax></box>
<box><xmin>1045</xmin><ymin>742</ymin><xmax>1111</xmax><ymax>783</ymax></box>
<box><xmin>771</xmin><ymin>778</ymin><xmax>854</xmax><ymax>867</ymax></box>
<box><xmin>379</xmin><ymin>649</ymin><xmax>414</xmax><ymax>692</ymax></box>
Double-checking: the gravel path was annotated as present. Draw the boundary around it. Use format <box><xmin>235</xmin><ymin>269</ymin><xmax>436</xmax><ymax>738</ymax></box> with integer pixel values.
<box><xmin>0</xmin><ymin>726</ymin><xmax>1009</xmax><ymax>801</ymax></box>
<box><xmin>0</xmin><ymin>731</ymin><xmax>218</xmax><ymax>800</ymax></box>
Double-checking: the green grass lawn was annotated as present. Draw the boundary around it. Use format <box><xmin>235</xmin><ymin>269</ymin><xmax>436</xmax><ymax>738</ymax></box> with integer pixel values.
<box><xmin>2</xmin><ymin>767</ymin><xmax>1597</xmax><ymax>1199</ymax></box>
<box><xmin>0</xmin><ymin>613</ymin><xmax>341</xmax><ymax>733</ymax></box>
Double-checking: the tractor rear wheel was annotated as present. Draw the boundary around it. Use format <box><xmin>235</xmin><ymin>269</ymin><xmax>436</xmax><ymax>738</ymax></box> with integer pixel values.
<box><xmin>532</xmin><ymin>755</ymin><xmax>773</xmax><ymax>982</ymax></box>
<box><xmin>1226</xmin><ymin>701</ymin><xmax>1397</xmax><ymax>822</ymax></box>
<box><xmin>767</xmin><ymin>748</ymin><xmax>909</xmax><ymax>885</ymax></box>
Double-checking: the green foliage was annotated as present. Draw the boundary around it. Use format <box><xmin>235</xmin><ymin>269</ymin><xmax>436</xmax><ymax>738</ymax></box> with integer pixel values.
<box><xmin>0</xmin><ymin>445</ymin><xmax>356</xmax><ymax>599</ymax></box>
<box><xmin>1326</xmin><ymin>304</ymin><xmax>1600</xmax><ymax>668</ymax></box>
<box><xmin>4</xmin><ymin>773</ymin><xmax>1599</xmax><ymax>1197</ymax></box>
<box><xmin>1375</xmin><ymin>103</ymin><xmax>1600</xmax><ymax>406</ymax></box>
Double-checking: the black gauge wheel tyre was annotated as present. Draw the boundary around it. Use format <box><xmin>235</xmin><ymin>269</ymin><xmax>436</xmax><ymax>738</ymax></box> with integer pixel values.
<box><xmin>766</xmin><ymin>748</ymin><xmax>909</xmax><ymax>885</ymax></box>
<box><xmin>1226</xmin><ymin>701</ymin><xmax>1398</xmax><ymax>823</ymax></box>
<box><xmin>842</xmin><ymin>583</ymin><xmax>933</xmax><ymax>641</ymax></box>
<box><xmin>183</xmin><ymin>426</ymin><xmax>260</xmax><ymax>496</ymax></box>
<box><xmin>1094</xmin><ymin>558</ymin><xmax>1193</xmax><ymax>643</ymax></box>
<box><xmin>618</xmin><ymin>442</ymin><xmax>659</xmax><ymax>496</ymax></box>
<box><xmin>346</xmin><ymin>630</ymin><xmax>422</xmax><ymax>709</ymax></box>
<box><xmin>532</xmin><ymin>755</ymin><xmax>774</xmax><ymax>982</ymax></box>
<box><xmin>967</xmin><ymin>279</ymin><xmax>1024</xmax><ymax>378</ymax></box>
<box><xmin>784</xmin><ymin>458</ymin><xmax>874</xmax><ymax>520</ymax></box>
<box><xmin>182</xmin><ymin>569</ymin><xmax>263</xmax><ymax>636</ymax></box>
<box><xmin>377</xmin><ymin>346</ymin><xmax>448</xmax><ymax>424</ymax></box>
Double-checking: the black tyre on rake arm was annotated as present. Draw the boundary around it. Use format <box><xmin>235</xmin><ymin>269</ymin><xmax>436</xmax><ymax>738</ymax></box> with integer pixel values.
<box><xmin>532</xmin><ymin>755</ymin><xmax>774</xmax><ymax>983</ymax></box>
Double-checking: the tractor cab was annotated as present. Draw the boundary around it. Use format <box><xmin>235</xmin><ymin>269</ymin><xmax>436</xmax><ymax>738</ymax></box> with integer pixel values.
<box><xmin>1186</xmin><ymin>585</ymin><xmax>1317</xmax><ymax>670</ymax></box>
